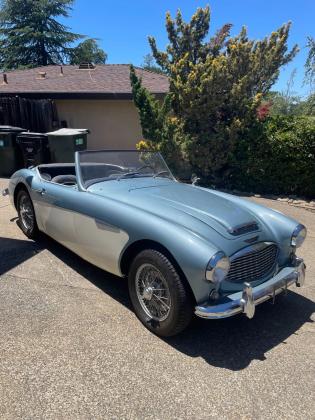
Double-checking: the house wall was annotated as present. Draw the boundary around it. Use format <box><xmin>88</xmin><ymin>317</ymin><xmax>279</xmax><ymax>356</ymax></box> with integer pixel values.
<box><xmin>55</xmin><ymin>99</ymin><xmax>143</xmax><ymax>150</ymax></box>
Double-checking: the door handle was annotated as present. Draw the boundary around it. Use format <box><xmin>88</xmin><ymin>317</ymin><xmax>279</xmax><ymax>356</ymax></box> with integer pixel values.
<box><xmin>34</xmin><ymin>188</ymin><xmax>46</xmax><ymax>196</ymax></box>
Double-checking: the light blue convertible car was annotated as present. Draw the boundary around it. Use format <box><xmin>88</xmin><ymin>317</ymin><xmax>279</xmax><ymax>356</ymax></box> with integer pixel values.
<box><xmin>4</xmin><ymin>150</ymin><xmax>307</xmax><ymax>336</ymax></box>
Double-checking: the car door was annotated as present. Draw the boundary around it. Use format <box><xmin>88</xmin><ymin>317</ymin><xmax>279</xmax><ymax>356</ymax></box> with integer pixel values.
<box><xmin>70</xmin><ymin>193</ymin><xmax>129</xmax><ymax>275</ymax></box>
<box><xmin>32</xmin><ymin>178</ymin><xmax>77</xmax><ymax>249</ymax></box>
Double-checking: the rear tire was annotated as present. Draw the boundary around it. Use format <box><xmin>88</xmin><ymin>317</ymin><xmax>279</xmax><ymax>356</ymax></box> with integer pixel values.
<box><xmin>128</xmin><ymin>249</ymin><xmax>193</xmax><ymax>337</ymax></box>
<box><xmin>17</xmin><ymin>189</ymin><xmax>39</xmax><ymax>239</ymax></box>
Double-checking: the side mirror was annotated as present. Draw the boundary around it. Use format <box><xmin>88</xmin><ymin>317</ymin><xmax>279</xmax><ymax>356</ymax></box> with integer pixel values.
<box><xmin>191</xmin><ymin>175</ymin><xmax>200</xmax><ymax>186</ymax></box>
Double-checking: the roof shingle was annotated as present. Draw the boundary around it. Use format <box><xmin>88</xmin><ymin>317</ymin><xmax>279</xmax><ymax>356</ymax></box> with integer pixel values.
<box><xmin>0</xmin><ymin>64</ymin><xmax>169</xmax><ymax>98</ymax></box>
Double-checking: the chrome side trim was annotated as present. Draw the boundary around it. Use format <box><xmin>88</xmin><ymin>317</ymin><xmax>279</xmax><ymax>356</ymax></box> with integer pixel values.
<box><xmin>195</xmin><ymin>259</ymin><xmax>305</xmax><ymax>320</ymax></box>
<box><xmin>95</xmin><ymin>218</ymin><xmax>121</xmax><ymax>233</ymax></box>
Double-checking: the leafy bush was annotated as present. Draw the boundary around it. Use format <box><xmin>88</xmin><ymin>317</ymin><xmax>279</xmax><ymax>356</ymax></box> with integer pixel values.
<box><xmin>131</xmin><ymin>7</ymin><xmax>297</xmax><ymax>184</ymax></box>
<box><xmin>230</xmin><ymin>116</ymin><xmax>315</xmax><ymax>197</ymax></box>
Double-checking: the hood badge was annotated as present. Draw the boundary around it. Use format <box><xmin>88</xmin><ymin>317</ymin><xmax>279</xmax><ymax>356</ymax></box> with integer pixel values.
<box><xmin>244</xmin><ymin>235</ymin><xmax>259</xmax><ymax>244</ymax></box>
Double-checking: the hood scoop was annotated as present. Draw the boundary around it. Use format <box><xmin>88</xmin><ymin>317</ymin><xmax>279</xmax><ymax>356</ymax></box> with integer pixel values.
<box><xmin>227</xmin><ymin>221</ymin><xmax>259</xmax><ymax>236</ymax></box>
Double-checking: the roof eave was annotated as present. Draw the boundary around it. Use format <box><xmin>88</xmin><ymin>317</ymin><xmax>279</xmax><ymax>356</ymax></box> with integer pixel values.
<box><xmin>0</xmin><ymin>91</ymin><xmax>167</xmax><ymax>100</ymax></box>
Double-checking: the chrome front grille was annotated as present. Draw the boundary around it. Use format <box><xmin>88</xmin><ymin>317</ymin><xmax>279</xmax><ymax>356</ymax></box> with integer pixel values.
<box><xmin>226</xmin><ymin>243</ymin><xmax>278</xmax><ymax>283</ymax></box>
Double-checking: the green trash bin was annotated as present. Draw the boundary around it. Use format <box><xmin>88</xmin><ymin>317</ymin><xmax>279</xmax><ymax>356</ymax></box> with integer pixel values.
<box><xmin>16</xmin><ymin>132</ymin><xmax>51</xmax><ymax>168</ymax></box>
<box><xmin>0</xmin><ymin>126</ymin><xmax>25</xmax><ymax>177</ymax></box>
<box><xmin>47</xmin><ymin>128</ymin><xmax>89</xmax><ymax>163</ymax></box>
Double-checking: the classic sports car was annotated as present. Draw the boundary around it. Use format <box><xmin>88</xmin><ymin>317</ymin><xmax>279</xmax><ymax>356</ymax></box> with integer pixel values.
<box><xmin>3</xmin><ymin>150</ymin><xmax>306</xmax><ymax>336</ymax></box>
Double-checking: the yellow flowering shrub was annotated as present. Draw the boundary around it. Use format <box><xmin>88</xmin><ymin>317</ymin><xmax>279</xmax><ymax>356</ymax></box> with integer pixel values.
<box><xmin>136</xmin><ymin>139</ymin><xmax>159</xmax><ymax>151</ymax></box>
<box><xmin>131</xmin><ymin>6</ymin><xmax>298</xmax><ymax>184</ymax></box>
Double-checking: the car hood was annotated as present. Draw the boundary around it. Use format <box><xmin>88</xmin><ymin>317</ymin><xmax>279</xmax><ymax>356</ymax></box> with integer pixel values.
<box><xmin>88</xmin><ymin>179</ymin><xmax>266</xmax><ymax>240</ymax></box>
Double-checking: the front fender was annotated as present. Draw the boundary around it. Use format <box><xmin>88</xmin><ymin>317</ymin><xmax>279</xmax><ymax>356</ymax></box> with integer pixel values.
<box><xmin>9</xmin><ymin>168</ymin><xmax>45</xmax><ymax>230</ymax></box>
<box><xmin>8</xmin><ymin>169</ymin><xmax>33</xmax><ymax>206</ymax></box>
<box><xmin>117</xmin><ymin>212</ymin><xmax>219</xmax><ymax>304</ymax></box>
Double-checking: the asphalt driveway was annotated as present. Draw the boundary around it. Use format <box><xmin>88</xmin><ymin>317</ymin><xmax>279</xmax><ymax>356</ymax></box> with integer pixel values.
<box><xmin>0</xmin><ymin>178</ymin><xmax>314</xmax><ymax>419</ymax></box>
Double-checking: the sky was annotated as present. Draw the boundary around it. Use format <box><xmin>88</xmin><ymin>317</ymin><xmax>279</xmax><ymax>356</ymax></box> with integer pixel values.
<box><xmin>66</xmin><ymin>0</ymin><xmax>315</xmax><ymax>96</ymax></box>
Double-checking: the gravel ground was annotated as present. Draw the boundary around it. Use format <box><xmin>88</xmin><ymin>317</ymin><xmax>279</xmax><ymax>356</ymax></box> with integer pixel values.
<box><xmin>0</xmin><ymin>178</ymin><xmax>314</xmax><ymax>420</ymax></box>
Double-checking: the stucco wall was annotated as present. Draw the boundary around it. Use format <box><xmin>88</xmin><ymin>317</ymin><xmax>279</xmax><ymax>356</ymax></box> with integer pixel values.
<box><xmin>55</xmin><ymin>99</ymin><xmax>143</xmax><ymax>150</ymax></box>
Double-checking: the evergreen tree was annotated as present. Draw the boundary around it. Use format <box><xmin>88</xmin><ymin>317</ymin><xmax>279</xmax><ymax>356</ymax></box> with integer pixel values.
<box><xmin>130</xmin><ymin>6</ymin><xmax>298</xmax><ymax>182</ymax></box>
<box><xmin>0</xmin><ymin>0</ymin><xmax>83</xmax><ymax>69</ymax></box>
<box><xmin>69</xmin><ymin>38</ymin><xmax>107</xmax><ymax>65</ymax></box>
<box><xmin>304</xmin><ymin>36</ymin><xmax>315</xmax><ymax>92</ymax></box>
<box><xmin>141</xmin><ymin>54</ymin><xmax>164</xmax><ymax>74</ymax></box>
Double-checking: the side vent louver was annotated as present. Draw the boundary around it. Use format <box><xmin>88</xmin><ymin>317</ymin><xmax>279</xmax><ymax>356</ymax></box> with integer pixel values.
<box><xmin>228</xmin><ymin>221</ymin><xmax>259</xmax><ymax>236</ymax></box>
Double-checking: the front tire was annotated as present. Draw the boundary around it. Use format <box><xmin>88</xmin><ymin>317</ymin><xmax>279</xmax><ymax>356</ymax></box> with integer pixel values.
<box><xmin>17</xmin><ymin>189</ymin><xmax>39</xmax><ymax>239</ymax></box>
<box><xmin>128</xmin><ymin>249</ymin><xmax>193</xmax><ymax>337</ymax></box>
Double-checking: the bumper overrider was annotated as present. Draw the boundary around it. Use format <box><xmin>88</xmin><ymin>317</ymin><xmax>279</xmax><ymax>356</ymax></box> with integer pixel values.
<box><xmin>195</xmin><ymin>258</ymin><xmax>306</xmax><ymax>320</ymax></box>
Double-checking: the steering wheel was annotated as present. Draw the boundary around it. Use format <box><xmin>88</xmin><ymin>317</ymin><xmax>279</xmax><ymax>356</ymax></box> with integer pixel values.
<box><xmin>51</xmin><ymin>174</ymin><xmax>77</xmax><ymax>186</ymax></box>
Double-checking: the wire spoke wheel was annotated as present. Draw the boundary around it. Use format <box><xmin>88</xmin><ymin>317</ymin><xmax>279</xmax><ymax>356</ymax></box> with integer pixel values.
<box><xmin>19</xmin><ymin>194</ymin><xmax>34</xmax><ymax>231</ymax></box>
<box><xmin>135</xmin><ymin>263</ymin><xmax>171</xmax><ymax>321</ymax></box>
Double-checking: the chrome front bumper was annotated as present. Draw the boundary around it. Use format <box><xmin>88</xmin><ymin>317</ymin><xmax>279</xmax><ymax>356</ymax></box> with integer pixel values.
<box><xmin>195</xmin><ymin>258</ymin><xmax>305</xmax><ymax>320</ymax></box>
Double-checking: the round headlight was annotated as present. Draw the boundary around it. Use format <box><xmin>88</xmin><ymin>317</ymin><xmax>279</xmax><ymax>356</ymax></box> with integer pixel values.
<box><xmin>291</xmin><ymin>224</ymin><xmax>307</xmax><ymax>248</ymax></box>
<box><xmin>206</xmin><ymin>251</ymin><xmax>230</xmax><ymax>284</ymax></box>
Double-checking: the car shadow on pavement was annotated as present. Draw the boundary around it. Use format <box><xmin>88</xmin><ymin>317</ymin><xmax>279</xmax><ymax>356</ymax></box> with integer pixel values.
<box><xmin>164</xmin><ymin>294</ymin><xmax>314</xmax><ymax>370</ymax></box>
<box><xmin>1</xmin><ymin>233</ymin><xmax>314</xmax><ymax>371</ymax></box>
<box><xmin>0</xmin><ymin>236</ymin><xmax>45</xmax><ymax>276</ymax></box>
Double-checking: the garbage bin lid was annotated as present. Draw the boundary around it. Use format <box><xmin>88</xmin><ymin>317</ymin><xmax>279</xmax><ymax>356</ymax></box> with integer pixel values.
<box><xmin>46</xmin><ymin>128</ymin><xmax>89</xmax><ymax>136</ymax></box>
<box><xmin>18</xmin><ymin>131</ymin><xmax>48</xmax><ymax>137</ymax></box>
<box><xmin>0</xmin><ymin>125</ymin><xmax>26</xmax><ymax>132</ymax></box>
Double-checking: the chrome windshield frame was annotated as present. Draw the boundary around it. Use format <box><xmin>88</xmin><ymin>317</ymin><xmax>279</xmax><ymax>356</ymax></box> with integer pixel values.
<box><xmin>75</xmin><ymin>149</ymin><xmax>176</xmax><ymax>191</ymax></box>
<box><xmin>75</xmin><ymin>151</ymin><xmax>87</xmax><ymax>192</ymax></box>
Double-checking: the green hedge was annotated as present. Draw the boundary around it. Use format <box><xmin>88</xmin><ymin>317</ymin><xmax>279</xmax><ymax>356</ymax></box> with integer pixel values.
<box><xmin>229</xmin><ymin>116</ymin><xmax>315</xmax><ymax>198</ymax></box>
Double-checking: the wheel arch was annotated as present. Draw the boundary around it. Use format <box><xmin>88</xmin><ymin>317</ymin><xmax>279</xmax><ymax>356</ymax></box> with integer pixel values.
<box><xmin>119</xmin><ymin>239</ymin><xmax>196</xmax><ymax>303</ymax></box>
<box><xmin>13</xmin><ymin>182</ymin><xmax>29</xmax><ymax>209</ymax></box>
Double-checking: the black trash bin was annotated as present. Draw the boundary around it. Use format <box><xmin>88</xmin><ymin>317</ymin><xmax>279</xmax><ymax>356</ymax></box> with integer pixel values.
<box><xmin>47</xmin><ymin>128</ymin><xmax>89</xmax><ymax>163</ymax></box>
<box><xmin>16</xmin><ymin>132</ymin><xmax>50</xmax><ymax>168</ymax></box>
<box><xmin>0</xmin><ymin>126</ymin><xmax>25</xmax><ymax>176</ymax></box>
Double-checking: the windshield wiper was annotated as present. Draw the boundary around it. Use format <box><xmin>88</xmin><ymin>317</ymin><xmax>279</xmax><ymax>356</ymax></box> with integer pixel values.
<box><xmin>116</xmin><ymin>171</ymin><xmax>143</xmax><ymax>180</ymax></box>
<box><xmin>116</xmin><ymin>164</ymin><xmax>156</xmax><ymax>181</ymax></box>
<box><xmin>117</xmin><ymin>170</ymin><xmax>171</xmax><ymax>181</ymax></box>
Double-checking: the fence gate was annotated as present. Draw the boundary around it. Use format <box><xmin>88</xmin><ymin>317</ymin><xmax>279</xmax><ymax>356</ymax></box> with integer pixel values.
<box><xmin>0</xmin><ymin>97</ymin><xmax>59</xmax><ymax>132</ymax></box>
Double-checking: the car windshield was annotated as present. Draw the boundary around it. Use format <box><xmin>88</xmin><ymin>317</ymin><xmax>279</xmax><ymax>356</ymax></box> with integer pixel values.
<box><xmin>77</xmin><ymin>150</ymin><xmax>175</xmax><ymax>188</ymax></box>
